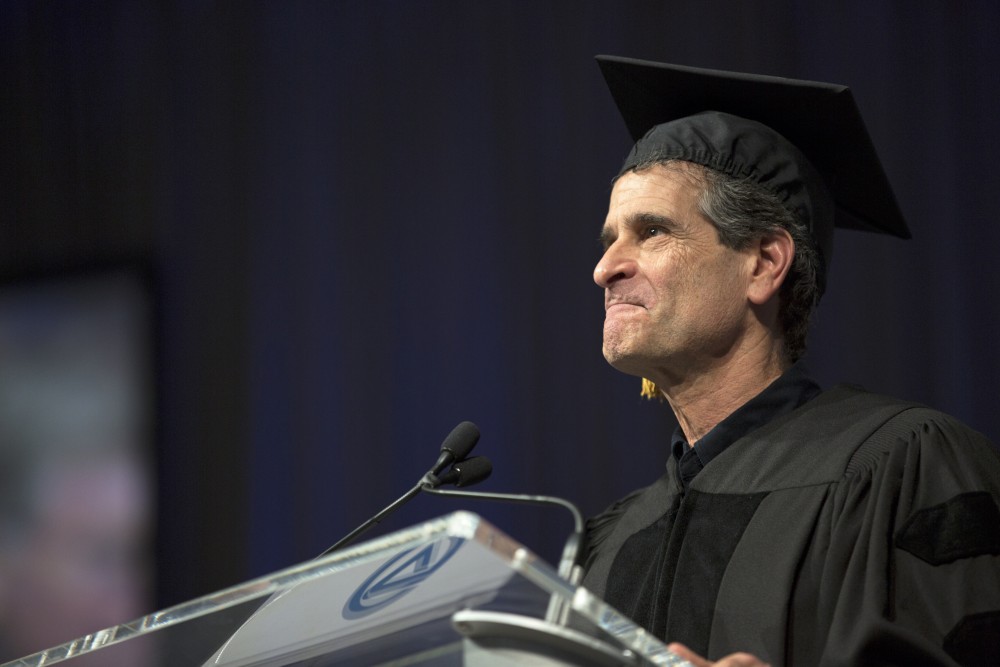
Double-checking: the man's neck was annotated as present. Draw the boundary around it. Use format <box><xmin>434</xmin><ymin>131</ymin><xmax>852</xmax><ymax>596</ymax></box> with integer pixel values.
<box><xmin>658</xmin><ymin>342</ymin><xmax>789</xmax><ymax>445</ymax></box>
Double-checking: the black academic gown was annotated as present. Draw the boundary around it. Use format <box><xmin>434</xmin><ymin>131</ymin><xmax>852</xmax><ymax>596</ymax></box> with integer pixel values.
<box><xmin>582</xmin><ymin>385</ymin><xmax>1000</xmax><ymax>666</ymax></box>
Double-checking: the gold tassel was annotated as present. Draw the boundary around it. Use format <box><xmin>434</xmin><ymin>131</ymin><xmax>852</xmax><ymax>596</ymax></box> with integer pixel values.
<box><xmin>640</xmin><ymin>377</ymin><xmax>661</xmax><ymax>400</ymax></box>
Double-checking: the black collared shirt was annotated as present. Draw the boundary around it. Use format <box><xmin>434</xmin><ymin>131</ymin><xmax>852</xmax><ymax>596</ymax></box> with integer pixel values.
<box><xmin>671</xmin><ymin>363</ymin><xmax>822</xmax><ymax>492</ymax></box>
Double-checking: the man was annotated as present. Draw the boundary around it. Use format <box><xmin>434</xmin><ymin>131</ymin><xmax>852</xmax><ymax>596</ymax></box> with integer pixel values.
<box><xmin>581</xmin><ymin>56</ymin><xmax>1000</xmax><ymax>666</ymax></box>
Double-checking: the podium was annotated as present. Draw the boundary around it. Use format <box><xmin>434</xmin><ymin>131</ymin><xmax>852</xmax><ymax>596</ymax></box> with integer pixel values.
<box><xmin>1</xmin><ymin>512</ymin><xmax>687</xmax><ymax>666</ymax></box>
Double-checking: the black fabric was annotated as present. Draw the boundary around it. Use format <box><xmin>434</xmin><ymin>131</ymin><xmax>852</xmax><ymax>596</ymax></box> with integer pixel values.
<box><xmin>943</xmin><ymin>610</ymin><xmax>1000</xmax><ymax>667</ymax></box>
<box><xmin>605</xmin><ymin>490</ymin><xmax>767</xmax><ymax>656</ymax></box>
<box><xmin>674</xmin><ymin>444</ymin><xmax>704</xmax><ymax>491</ymax></box>
<box><xmin>656</xmin><ymin>490</ymin><xmax>768</xmax><ymax>656</ymax></box>
<box><xmin>895</xmin><ymin>491</ymin><xmax>1000</xmax><ymax>566</ymax></box>
<box><xmin>604</xmin><ymin>500</ymin><xmax>680</xmax><ymax>615</ymax></box>
<box><xmin>583</xmin><ymin>385</ymin><xmax>1000</xmax><ymax>665</ymax></box>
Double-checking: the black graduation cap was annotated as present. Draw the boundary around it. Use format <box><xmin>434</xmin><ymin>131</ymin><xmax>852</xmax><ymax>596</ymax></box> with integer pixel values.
<box><xmin>596</xmin><ymin>55</ymin><xmax>911</xmax><ymax>277</ymax></box>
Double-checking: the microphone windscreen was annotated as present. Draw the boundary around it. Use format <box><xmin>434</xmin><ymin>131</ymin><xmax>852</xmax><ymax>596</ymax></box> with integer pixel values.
<box><xmin>451</xmin><ymin>456</ymin><xmax>493</xmax><ymax>487</ymax></box>
<box><xmin>440</xmin><ymin>421</ymin><xmax>480</xmax><ymax>461</ymax></box>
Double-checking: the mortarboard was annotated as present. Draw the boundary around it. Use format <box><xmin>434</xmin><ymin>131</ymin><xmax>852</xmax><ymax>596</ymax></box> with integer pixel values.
<box><xmin>596</xmin><ymin>55</ymin><xmax>911</xmax><ymax>280</ymax></box>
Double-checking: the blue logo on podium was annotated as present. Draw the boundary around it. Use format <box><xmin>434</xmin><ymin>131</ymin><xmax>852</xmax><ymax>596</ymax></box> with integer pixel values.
<box><xmin>343</xmin><ymin>537</ymin><xmax>464</xmax><ymax>619</ymax></box>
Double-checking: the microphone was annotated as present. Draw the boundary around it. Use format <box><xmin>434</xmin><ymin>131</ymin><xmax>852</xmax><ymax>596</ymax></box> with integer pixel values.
<box><xmin>318</xmin><ymin>421</ymin><xmax>481</xmax><ymax>557</ymax></box>
<box><xmin>422</xmin><ymin>421</ymin><xmax>481</xmax><ymax>483</ymax></box>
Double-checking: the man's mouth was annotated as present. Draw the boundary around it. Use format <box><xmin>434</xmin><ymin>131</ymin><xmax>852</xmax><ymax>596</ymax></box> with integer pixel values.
<box><xmin>604</xmin><ymin>301</ymin><xmax>645</xmax><ymax>315</ymax></box>
<box><xmin>605</xmin><ymin>301</ymin><xmax>645</xmax><ymax>313</ymax></box>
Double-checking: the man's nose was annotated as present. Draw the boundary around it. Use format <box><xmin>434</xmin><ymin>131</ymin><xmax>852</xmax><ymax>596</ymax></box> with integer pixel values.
<box><xmin>593</xmin><ymin>244</ymin><xmax>637</xmax><ymax>288</ymax></box>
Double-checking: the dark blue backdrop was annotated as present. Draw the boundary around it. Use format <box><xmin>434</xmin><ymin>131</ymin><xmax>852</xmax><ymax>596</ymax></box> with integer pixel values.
<box><xmin>3</xmin><ymin>1</ymin><xmax>998</xmax><ymax>608</ymax></box>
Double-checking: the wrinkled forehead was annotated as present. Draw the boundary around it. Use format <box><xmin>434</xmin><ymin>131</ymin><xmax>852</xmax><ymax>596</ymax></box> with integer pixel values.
<box><xmin>602</xmin><ymin>163</ymin><xmax>717</xmax><ymax>243</ymax></box>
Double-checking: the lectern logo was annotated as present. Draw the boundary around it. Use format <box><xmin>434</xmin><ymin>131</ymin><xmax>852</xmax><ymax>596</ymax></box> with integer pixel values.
<box><xmin>343</xmin><ymin>537</ymin><xmax>464</xmax><ymax>619</ymax></box>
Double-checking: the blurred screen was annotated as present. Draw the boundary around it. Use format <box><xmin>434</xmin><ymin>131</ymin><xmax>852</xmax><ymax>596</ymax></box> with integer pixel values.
<box><xmin>0</xmin><ymin>268</ymin><xmax>156</xmax><ymax>665</ymax></box>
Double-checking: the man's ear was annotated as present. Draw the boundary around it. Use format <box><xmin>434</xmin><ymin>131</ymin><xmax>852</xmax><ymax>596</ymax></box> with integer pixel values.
<box><xmin>747</xmin><ymin>229</ymin><xmax>794</xmax><ymax>306</ymax></box>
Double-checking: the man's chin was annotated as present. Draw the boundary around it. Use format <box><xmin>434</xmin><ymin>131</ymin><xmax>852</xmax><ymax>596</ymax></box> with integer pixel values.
<box><xmin>602</xmin><ymin>346</ymin><xmax>653</xmax><ymax>379</ymax></box>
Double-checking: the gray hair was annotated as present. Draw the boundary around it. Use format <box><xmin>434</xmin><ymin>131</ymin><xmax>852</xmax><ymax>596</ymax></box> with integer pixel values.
<box><xmin>697</xmin><ymin>165</ymin><xmax>821</xmax><ymax>361</ymax></box>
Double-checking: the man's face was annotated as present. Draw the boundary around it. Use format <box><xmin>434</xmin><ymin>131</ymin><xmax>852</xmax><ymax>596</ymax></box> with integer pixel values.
<box><xmin>594</xmin><ymin>163</ymin><xmax>755</xmax><ymax>383</ymax></box>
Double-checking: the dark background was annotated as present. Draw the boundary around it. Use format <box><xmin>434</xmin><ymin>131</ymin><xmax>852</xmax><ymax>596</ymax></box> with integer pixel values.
<box><xmin>3</xmin><ymin>1</ymin><xmax>998</xmax><ymax>612</ymax></box>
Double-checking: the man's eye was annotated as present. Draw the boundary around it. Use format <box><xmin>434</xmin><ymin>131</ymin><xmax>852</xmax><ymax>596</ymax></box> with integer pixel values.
<box><xmin>642</xmin><ymin>226</ymin><xmax>664</xmax><ymax>239</ymax></box>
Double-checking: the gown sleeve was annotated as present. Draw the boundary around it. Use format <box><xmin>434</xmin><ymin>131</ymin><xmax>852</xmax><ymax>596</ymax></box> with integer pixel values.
<box><xmin>803</xmin><ymin>411</ymin><xmax>1000</xmax><ymax>666</ymax></box>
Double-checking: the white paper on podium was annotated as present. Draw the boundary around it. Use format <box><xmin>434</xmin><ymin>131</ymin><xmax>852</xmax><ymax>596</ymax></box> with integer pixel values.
<box><xmin>205</xmin><ymin>535</ymin><xmax>516</xmax><ymax>666</ymax></box>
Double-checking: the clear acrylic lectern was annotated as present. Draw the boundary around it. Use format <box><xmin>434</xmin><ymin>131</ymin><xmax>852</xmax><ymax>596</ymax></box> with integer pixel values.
<box><xmin>1</xmin><ymin>512</ymin><xmax>686</xmax><ymax>666</ymax></box>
